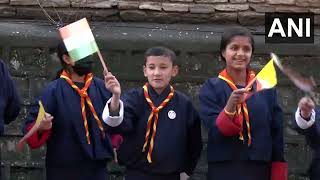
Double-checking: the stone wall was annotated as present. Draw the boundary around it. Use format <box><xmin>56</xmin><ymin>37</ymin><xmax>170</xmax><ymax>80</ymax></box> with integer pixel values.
<box><xmin>0</xmin><ymin>20</ymin><xmax>319</xmax><ymax>179</ymax></box>
<box><xmin>0</xmin><ymin>0</ymin><xmax>319</xmax><ymax>25</ymax></box>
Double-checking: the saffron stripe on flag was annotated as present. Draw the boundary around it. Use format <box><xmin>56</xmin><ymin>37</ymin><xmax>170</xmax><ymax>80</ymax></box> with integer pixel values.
<box><xmin>68</xmin><ymin>41</ymin><xmax>98</xmax><ymax>61</ymax></box>
<box><xmin>63</xmin><ymin>30</ymin><xmax>96</xmax><ymax>52</ymax></box>
<box><xmin>59</xmin><ymin>18</ymin><xmax>91</xmax><ymax>40</ymax></box>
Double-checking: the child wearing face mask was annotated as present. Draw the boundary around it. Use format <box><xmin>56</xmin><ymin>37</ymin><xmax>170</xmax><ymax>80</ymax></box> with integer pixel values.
<box><xmin>23</xmin><ymin>42</ymin><xmax>124</xmax><ymax>180</ymax></box>
<box><xmin>102</xmin><ymin>46</ymin><xmax>203</xmax><ymax>180</ymax></box>
<box><xmin>199</xmin><ymin>27</ymin><xmax>287</xmax><ymax>180</ymax></box>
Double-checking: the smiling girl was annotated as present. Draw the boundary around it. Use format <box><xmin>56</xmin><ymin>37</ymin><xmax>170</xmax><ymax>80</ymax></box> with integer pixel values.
<box><xmin>199</xmin><ymin>27</ymin><xmax>287</xmax><ymax>180</ymax></box>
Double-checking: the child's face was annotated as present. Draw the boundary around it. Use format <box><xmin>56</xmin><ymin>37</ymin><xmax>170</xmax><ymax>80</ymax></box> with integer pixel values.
<box><xmin>222</xmin><ymin>36</ymin><xmax>252</xmax><ymax>71</ymax></box>
<box><xmin>143</xmin><ymin>56</ymin><xmax>178</xmax><ymax>94</ymax></box>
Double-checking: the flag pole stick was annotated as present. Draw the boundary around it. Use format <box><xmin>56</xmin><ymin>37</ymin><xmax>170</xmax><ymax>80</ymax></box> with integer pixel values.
<box><xmin>245</xmin><ymin>76</ymin><xmax>257</xmax><ymax>91</ymax></box>
<box><xmin>97</xmin><ymin>50</ymin><xmax>108</xmax><ymax>73</ymax></box>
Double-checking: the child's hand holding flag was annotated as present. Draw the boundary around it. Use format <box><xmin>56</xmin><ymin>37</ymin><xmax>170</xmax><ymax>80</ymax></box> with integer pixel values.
<box><xmin>16</xmin><ymin>101</ymin><xmax>52</xmax><ymax>152</ymax></box>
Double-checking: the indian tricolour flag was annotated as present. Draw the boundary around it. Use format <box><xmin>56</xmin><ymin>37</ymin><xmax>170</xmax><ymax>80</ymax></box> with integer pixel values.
<box><xmin>255</xmin><ymin>58</ymin><xmax>277</xmax><ymax>91</ymax></box>
<box><xmin>59</xmin><ymin>18</ymin><xmax>98</xmax><ymax>62</ymax></box>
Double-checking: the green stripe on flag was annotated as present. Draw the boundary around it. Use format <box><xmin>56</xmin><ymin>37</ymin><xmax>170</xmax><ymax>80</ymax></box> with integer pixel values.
<box><xmin>68</xmin><ymin>41</ymin><xmax>98</xmax><ymax>62</ymax></box>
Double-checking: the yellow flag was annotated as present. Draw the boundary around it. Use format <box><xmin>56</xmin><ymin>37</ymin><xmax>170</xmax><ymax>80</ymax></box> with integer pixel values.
<box><xmin>35</xmin><ymin>101</ymin><xmax>45</xmax><ymax>125</ymax></box>
<box><xmin>16</xmin><ymin>100</ymin><xmax>45</xmax><ymax>152</ymax></box>
<box><xmin>256</xmin><ymin>58</ymin><xmax>277</xmax><ymax>91</ymax></box>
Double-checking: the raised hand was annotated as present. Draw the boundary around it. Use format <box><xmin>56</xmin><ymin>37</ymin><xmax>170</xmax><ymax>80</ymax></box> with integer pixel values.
<box><xmin>104</xmin><ymin>70</ymin><xmax>121</xmax><ymax>113</ymax></box>
<box><xmin>225</xmin><ymin>88</ymin><xmax>247</xmax><ymax>113</ymax></box>
<box><xmin>104</xmin><ymin>70</ymin><xmax>121</xmax><ymax>97</ymax></box>
<box><xmin>298</xmin><ymin>96</ymin><xmax>315</xmax><ymax>119</ymax></box>
<box><xmin>38</xmin><ymin>113</ymin><xmax>53</xmax><ymax>132</ymax></box>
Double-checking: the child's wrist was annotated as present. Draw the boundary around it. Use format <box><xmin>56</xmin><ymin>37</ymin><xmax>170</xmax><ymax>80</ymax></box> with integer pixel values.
<box><xmin>112</xmin><ymin>93</ymin><xmax>120</xmax><ymax>100</ymax></box>
<box><xmin>224</xmin><ymin>108</ymin><xmax>236</xmax><ymax>116</ymax></box>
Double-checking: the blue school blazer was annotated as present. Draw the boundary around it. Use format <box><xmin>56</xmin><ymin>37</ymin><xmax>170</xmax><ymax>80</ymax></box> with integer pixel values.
<box><xmin>112</xmin><ymin>85</ymin><xmax>202</xmax><ymax>175</ymax></box>
<box><xmin>24</xmin><ymin>77</ymin><xmax>114</xmax><ymax>167</ymax></box>
<box><xmin>0</xmin><ymin>59</ymin><xmax>20</xmax><ymax>135</ymax></box>
<box><xmin>199</xmin><ymin>77</ymin><xmax>284</xmax><ymax>163</ymax></box>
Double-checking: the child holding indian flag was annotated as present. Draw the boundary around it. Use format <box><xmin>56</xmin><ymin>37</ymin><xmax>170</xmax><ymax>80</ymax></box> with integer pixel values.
<box><xmin>22</xmin><ymin>19</ymin><xmax>124</xmax><ymax>180</ymax></box>
<box><xmin>199</xmin><ymin>27</ymin><xmax>287</xmax><ymax>180</ymax></box>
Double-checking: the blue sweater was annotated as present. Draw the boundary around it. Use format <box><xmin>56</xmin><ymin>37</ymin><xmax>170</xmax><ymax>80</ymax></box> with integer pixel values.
<box><xmin>24</xmin><ymin>77</ymin><xmax>114</xmax><ymax>167</ymax></box>
<box><xmin>112</xmin><ymin>85</ymin><xmax>202</xmax><ymax>175</ymax></box>
<box><xmin>0</xmin><ymin>59</ymin><xmax>20</xmax><ymax>135</ymax></box>
<box><xmin>199</xmin><ymin>77</ymin><xmax>284</xmax><ymax>163</ymax></box>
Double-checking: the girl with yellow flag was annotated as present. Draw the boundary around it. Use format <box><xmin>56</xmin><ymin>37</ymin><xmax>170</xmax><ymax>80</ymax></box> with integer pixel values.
<box><xmin>199</xmin><ymin>26</ymin><xmax>287</xmax><ymax>180</ymax></box>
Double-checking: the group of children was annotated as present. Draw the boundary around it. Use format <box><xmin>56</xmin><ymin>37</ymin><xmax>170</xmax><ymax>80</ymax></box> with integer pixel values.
<box><xmin>1</xmin><ymin>26</ymin><xmax>319</xmax><ymax>180</ymax></box>
<box><xmin>23</xmin><ymin>41</ymin><xmax>203</xmax><ymax>180</ymax></box>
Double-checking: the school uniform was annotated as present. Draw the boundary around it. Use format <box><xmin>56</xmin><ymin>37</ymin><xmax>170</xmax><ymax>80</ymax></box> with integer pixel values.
<box><xmin>103</xmin><ymin>83</ymin><xmax>203</xmax><ymax>180</ymax></box>
<box><xmin>24</xmin><ymin>71</ymin><xmax>123</xmax><ymax>180</ymax></box>
<box><xmin>199</xmin><ymin>70</ymin><xmax>287</xmax><ymax>180</ymax></box>
<box><xmin>0</xmin><ymin>59</ymin><xmax>20</xmax><ymax>136</ymax></box>
<box><xmin>0</xmin><ymin>59</ymin><xmax>20</xmax><ymax>180</ymax></box>
<box><xmin>293</xmin><ymin>107</ymin><xmax>320</xmax><ymax>180</ymax></box>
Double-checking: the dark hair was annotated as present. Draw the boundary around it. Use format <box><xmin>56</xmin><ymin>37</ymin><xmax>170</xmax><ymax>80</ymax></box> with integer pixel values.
<box><xmin>144</xmin><ymin>46</ymin><xmax>177</xmax><ymax>65</ymax></box>
<box><xmin>54</xmin><ymin>42</ymin><xmax>69</xmax><ymax>79</ymax></box>
<box><xmin>57</xmin><ymin>41</ymin><xmax>69</xmax><ymax>66</ymax></box>
<box><xmin>220</xmin><ymin>27</ymin><xmax>255</xmax><ymax>61</ymax></box>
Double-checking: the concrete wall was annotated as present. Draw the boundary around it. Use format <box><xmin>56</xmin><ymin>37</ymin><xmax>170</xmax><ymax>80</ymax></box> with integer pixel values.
<box><xmin>0</xmin><ymin>20</ymin><xmax>319</xmax><ymax>179</ymax></box>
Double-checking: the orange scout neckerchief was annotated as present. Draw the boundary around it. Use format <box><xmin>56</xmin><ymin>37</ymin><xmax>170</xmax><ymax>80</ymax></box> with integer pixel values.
<box><xmin>142</xmin><ymin>83</ymin><xmax>174</xmax><ymax>163</ymax></box>
<box><xmin>60</xmin><ymin>70</ymin><xmax>105</xmax><ymax>144</ymax></box>
<box><xmin>218</xmin><ymin>69</ymin><xmax>256</xmax><ymax>145</ymax></box>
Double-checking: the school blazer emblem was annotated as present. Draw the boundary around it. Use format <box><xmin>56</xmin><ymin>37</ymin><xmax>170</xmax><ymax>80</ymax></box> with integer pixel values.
<box><xmin>168</xmin><ymin>110</ymin><xmax>176</xmax><ymax>120</ymax></box>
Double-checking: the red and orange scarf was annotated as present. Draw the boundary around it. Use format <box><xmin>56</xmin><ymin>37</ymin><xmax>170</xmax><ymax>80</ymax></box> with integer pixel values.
<box><xmin>60</xmin><ymin>70</ymin><xmax>105</xmax><ymax>144</ymax></box>
<box><xmin>142</xmin><ymin>83</ymin><xmax>174</xmax><ymax>163</ymax></box>
<box><xmin>218</xmin><ymin>69</ymin><xmax>256</xmax><ymax>145</ymax></box>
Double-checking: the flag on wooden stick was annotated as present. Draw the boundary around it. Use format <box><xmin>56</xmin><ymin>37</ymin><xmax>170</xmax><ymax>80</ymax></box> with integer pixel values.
<box><xmin>59</xmin><ymin>18</ymin><xmax>98</xmax><ymax>62</ymax></box>
<box><xmin>59</xmin><ymin>18</ymin><xmax>108</xmax><ymax>71</ymax></box>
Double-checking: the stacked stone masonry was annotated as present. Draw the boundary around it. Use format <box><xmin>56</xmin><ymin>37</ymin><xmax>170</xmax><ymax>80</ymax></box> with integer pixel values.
<box><xmin>0</xmin><ymin>0</ymin><xmax>320</xmax><ymax>179</ymax></box>
<box><xmin>0</xmin><ymin>0</ymin><xmax>319</xmax><ymax>25</ymax></box>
